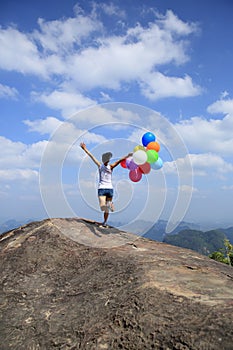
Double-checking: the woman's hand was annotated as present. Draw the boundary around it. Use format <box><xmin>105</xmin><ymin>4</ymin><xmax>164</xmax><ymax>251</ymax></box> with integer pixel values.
<box><xmin>80</xmin><ymin>142</ymin><xmax>86</xmax><ymax>150</ymax></box>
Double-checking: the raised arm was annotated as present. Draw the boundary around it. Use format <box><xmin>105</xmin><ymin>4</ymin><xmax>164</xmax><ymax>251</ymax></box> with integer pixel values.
<box><xmin>110</xmin><ymin>153</ymin><xmax>133</xmax><ymax>170</ymax></box>
<box><xmin>80</xmin><ymin>142</ymin><xmax>101</xmax><ymax>167</ymax></box>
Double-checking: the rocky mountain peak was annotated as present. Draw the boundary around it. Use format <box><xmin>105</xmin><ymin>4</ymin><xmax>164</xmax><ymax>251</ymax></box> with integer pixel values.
<box><xmin>1</xmin><ymin>218</ymin><xmax>233</xmax><ymax>349</ymax></box>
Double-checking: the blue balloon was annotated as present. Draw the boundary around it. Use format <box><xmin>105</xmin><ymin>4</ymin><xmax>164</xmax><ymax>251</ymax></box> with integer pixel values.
<box><xmin>151</xmin><ymin>157</ymin><xmax>163</xmax><ymax>170</ymax></box>
<box><xmin>142</xmin><ymin>132</ymin><xmax>156</xmax><ymax>147</ymax></box>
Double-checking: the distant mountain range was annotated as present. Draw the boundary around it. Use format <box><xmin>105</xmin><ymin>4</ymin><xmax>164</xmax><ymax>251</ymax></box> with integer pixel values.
<box><xmin>0</xmin><ymin>219</ymin><xmax>36</xmax><ymax>234</ymax></box>
<box><xmin>120</xmin><ymin>219</ymin><xmax>233</xmax><ymax>256</ymax></box>
<box><xmin>143</xmin><ymin>220</ymin><xmax>201</xmax><ymax>242</ymax></box>
<box><xmin>163</xmin><ymin>228</ymin><xmax>233</xmax><ymax>256</ymax></box>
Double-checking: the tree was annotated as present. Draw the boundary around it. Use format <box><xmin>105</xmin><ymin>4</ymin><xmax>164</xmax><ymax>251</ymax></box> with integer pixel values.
<box><xmin>224</xmin><ymin>239</ymin><xmax>233</xmax><ymax>266</ymax></box>
<box><xmin>209</xmin><ymin>239</ymin><xmax>233</xmax><ymax>266</ymax></box>
<box><xmin>209</xmin><ymin>251</ymin><xmax>227</xmax><ymax>264</ymax></box>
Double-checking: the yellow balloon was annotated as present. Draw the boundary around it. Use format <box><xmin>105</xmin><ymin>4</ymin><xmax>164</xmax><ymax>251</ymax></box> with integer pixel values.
<box><xmin>133</xmin><ymin>145</ymin><xmax>145</xmax><ymax>152</ymax></box>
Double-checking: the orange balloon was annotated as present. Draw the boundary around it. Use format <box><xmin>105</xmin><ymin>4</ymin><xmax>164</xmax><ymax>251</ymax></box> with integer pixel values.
<box><xmin>147</xmin><ymin>141</ymin><xmax>160</xmax><ymax>152</ymax></box>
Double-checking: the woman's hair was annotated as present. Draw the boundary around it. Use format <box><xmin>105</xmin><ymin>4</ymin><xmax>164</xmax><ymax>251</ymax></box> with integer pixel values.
<box><xmin>102</xmin><ymin>152</ymin><xmax>112</xmax><ymax>163</ymax></box>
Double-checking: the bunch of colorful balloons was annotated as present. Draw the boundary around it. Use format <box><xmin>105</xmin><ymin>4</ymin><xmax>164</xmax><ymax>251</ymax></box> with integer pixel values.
<box><xmin>121</xmin><ymin>132</ymin><xmax>163</xmax><ymax>182</ymax></box>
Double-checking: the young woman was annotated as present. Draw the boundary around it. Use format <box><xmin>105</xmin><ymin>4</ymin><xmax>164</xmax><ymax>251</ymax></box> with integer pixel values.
<box><xmin>80</xmin><ymin>142</ymin><xmax>132</xmax><ymax>227</ymax></box>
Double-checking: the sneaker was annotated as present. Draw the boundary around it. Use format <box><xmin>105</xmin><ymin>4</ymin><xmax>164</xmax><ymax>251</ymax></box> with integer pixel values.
<box><xmin>99</xmin><ymin>222</ymin><xmax>109</xmax><ymax>228</ymax></box>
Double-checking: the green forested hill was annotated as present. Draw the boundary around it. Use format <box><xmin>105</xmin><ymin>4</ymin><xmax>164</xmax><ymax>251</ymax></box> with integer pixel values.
<box><xmin>220</xmin><ymin>227</ymin><xmax>233</xmax><ymax>243</ymax></box>
<box><xmin>163</xmin><ymin>229</ymin><xmax>227</xmax><ymax>255</ymax></box>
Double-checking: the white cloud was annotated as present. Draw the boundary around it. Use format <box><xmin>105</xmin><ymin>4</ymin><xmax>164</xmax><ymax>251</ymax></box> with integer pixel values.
<box><xmin>23</xmin><ymin>117</ymin><xmax>110</xmax><ymax>167</ymax></box>
<box><xmin>165</xmin><ymin>153</ymin><xmax>233</xmax><ymax>176</ymax></box>
<box><xmin>220</xmin><ymin>91</ymin><xmax>229</xmax><ymax>99</ymax></box>
<box><xmin>34</xmin><ymin>14</ymin><xmax>103</xmax><ymax>54</ymax></box>
<box><xmin>175</xmin><ymin>109</ymin><xmax>233</xmax><ymax>155</ymax></box>
<box><xmin>97</xmin><ymin>3</ymin><xmax>126</xmax><ymax>18</ymax></box>
<box><xmin>24</xmin><ymin>116</ymin><xmax>107</xmax><ymax>144</ymax></box>
<box><xmin>66</xmin><ymin>18</ymin><xmax>197</xmax><ymax>92</ymax></box>
<box><xmin>31</xmin><ymin>90</ymin><xmax>96</xmax><ymax>118</ymax></box>
<box><xmin>157</xmin><ymin>10</ymin><xmax>199</xmax><ymax>35</ymax></box>
<box><xmin>0</xmin><ymin>169</ymin><xmax>38</xmax><ymax>181</ymax></box>
<box><xmin>0</xmin><ymin>27</ymin><xmax>47</xmax><ymax>76</ymax></box>
<box><xmin>70</xmin><ymin>105</ymin><xmax>141</xmax><ymax>128</ymax></box>
<box><xmin>140</xmin><ymin>72</ymin><xmax>201</xmax><ymax>100</ymax></box>
<box><xmin>207</xmin><ymin>98</ymin><xmax>233</xmax><ymax>115</ymax></box>
<box><xmin>0</xmin><ymin>6</ymin><xmax>200</xmax><ymax>103</ymax></box>
<box><xmin>0</xmin><ymin>83</ymin><xmax>18</xmax><ymax>99</ymax></box>
<box><xmin>24</xmin><ymin>116</ymin><xmax>63</xmax><ymax>135</ymax></box>
<box><xmin>112</xmin><ymin>107</ymin><xmax>141</xmax><ymax>124</ymax></box>
<box><xmin>179</xmin><ymin>185</ymin><xmax>198</xmax><ymax>193</ymax></box>
<box><xmin>23</xmin><ymin>141</ymin><xmax>49</xmax><ymax>165</ymax></box>
<box><xmin>0</xmin><ymin>136</ymin><xmax>47</xmax><ymax>168</ymax></box>
<box><xmin>0</xmin><ymin>136</ymin><xmax>25</xmax><ymax>163</ymax></box>
<box><xmin>222</xmin><ymin>185</ymin><xmax>233</xmax><ymax>191</ymax></box>
<box><xmin>0</xmin><ymin>130</ymin><xmax>105</xmax><ymax>188</ymax></box>
<box><xmin>78</xmin><ymin>178</ymin><xmax>97</xmax><ymax>190</ymax></box>
<box><xmin>190</xmin><ymin>153</ymin><xmax>233</xmax><ymax>173</ymax></box>
<box><xmin>100</xmin><ymin>91</ymin><xmax>112</xmax><ymax>102</ymax></box>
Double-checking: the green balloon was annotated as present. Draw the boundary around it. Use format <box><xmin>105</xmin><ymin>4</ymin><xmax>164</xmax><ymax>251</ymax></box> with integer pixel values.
<box><xmin>146</xmin><ymin>149</ymin><xmax>158</xmax><ymax>163</ymax></box>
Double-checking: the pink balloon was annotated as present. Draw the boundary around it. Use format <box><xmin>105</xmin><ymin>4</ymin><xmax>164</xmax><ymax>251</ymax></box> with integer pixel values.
<box><xmin>129</xmin><ymin>168</ymin><xmax>142</xmax><ymax>182</ymax></box>
<box><xmin>139</xmin><ymin>162</ymin><xmax>151</xmax><ymax>174</ymax></box>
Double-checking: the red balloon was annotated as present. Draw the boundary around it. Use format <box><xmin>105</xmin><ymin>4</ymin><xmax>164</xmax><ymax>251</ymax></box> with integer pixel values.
<box><xmin>139</xmin><ymin>162</ymin><xmax>151</xmax><ymax>174</ymax></box>
<box><xmin>129</xmin><ymin>168</ymin><xmax>142</xmax><ymax>182</ymax></box>
<box><xmin>120</xmin><ymin>159</ymin><xmax>127</xmax><ymax>168</ymax></box>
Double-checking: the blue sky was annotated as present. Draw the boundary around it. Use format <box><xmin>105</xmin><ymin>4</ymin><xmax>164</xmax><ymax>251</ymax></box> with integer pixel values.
<box><xmin>0</xmin><ymin>0</ymin><xmax>233</xmax><ymax>231</ymax></box>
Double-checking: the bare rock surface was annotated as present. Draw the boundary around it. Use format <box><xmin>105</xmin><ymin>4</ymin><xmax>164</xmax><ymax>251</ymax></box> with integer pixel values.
<box><xmin>0</xmin><ymin>218</ymin><xmax>233</xmax><ymax>350</ymax></box>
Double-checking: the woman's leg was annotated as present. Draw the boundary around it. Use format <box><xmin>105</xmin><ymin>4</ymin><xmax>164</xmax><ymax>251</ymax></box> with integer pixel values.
<box><xmin>106</xmin><ymin>198</ymin><xmax>114</xmax><ymax>212</ymax></box>
<box><xmin>103</xmin><ymin>210</ymin><xmax>109</xmax><ymax>224</ymax></box>
<box><xmin>98</xmin><ymin>190</ymin><xmax>114</xmax><ymax>226</ymax></box>
<box><xmin>99</xmin><ymin>195</ymin><xmax>107</xmax><ymax>211</ymax></box>
<box><xmin>103</xmin><ymin>197</ymin><xmax>114</xmax><ymax>225</ymax></box>
<box><xmin>98</xmin><ymin>195</ymin><xmax>109</xmax><ymax>224</ymax></box>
